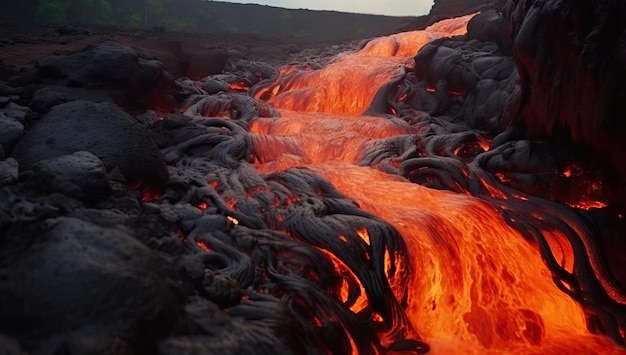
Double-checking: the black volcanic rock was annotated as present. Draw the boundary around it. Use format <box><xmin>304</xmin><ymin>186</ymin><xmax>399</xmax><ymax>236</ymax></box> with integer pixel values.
<box><xmin>35</xmin><ymin>41</ymin><xmax>164</xmax><ymax>92</ymax></box>
<box><xmin>12</xmin><ymin>100</ymin><xmax>169</xmax><ymax>188</ymax></box>
<box><xmin>0</xmin><ymin>158</ymin><xmax>18</xmax><ymax>185</ymax></box>
<box><xmin>0</xmin><ymin>100</ymin><xmax>29</xmax><ymax>155</ymax></box>
<box><xmin>430</xmin><ymin>0</ymin><xmax>505</xmax><ymax>18</ymax></box>
<box><xmin>413</xmin><ymin>36</ymin><xmax>514</xmax><ymax>128</ymax></box>
<box><xmin>24</xmin><ymin>151</ymin><xmax>112</xmax><ymax>203</ymax></box>
<box><xmin>0</xmin><ymin>334</ymin><xmax>27</xmax><ymax>355</ymax></box>
<box><xmin>28</xmin><ymin>86</ymin><xmax>78</xmax><ymax>114</ymax></box>
<box><xmin>32</xmin><ymin>41</ymin><xmax>173</xmax><ymax>110</ymax></box>
<box><xmin>157</xmin><ymin>297</ymin><xmax>293</xmax><ymax>355</ymax></box>
<box><xmin>467</xmin><ymin>9</ymin><xmax>512</xmax><ymax>54</ymax></box>
<box><xmin>504</xmin><ymin>0</ymin><xmax>626</xmax><ymax>180</ymax></box>
<box><xmin>0</xmin><ymin>217</ymin><xmax>177</xmax><ymax>354</ymax></box>
<box><xmin>0</xmin><ymin>113</ymin><xmax>24</xmax><ymax>151</ymax></box>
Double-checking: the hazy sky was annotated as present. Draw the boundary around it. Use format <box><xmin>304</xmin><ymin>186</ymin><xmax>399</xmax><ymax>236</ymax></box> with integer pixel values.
<box><xmin>216</xmin><ymin>0</ymin><xmax>434</xmax><ymax>17</ymax></box>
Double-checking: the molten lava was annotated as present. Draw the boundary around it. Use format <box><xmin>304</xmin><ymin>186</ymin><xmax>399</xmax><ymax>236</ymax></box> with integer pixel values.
<box><xmin>313</xmin><ymin>164</ymin><xmax>618</xmax><ymax>354</ymax></box>
<box><xmin>253</xmin><ymin>15</ymin><xmax>473</xmax><ymax>116</ymax></box>
<box><xmin>244</xmin><ymin>14</ymin><xmax>626</xmax><ymax>355</ymax></box>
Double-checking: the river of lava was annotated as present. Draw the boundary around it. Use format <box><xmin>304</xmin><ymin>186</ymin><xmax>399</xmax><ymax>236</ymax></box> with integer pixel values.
<box><xmin>252</xmin><ymin>15</ymin><xmax>472</xmax><ymax>115</ymax></box>
<box><xmin>247</xmin><ymin>15</ymin><xmax>625</xmax><ymax>355</ymax></box>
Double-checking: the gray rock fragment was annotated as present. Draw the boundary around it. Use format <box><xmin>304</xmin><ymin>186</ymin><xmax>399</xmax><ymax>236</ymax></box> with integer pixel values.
<box><xmin>12</xmin><ymin>100</ymin><xmax>169</xmax><ymax>188</ymax></box>
<box><xmin>0</xmin><ymin>113</ymin><xmax>24</xmax><ymax>150</ymax></box>
<box><xmin>26</xmin><ymin>151</ymin><xmax>112</xmax><ymax>203</ymax></box>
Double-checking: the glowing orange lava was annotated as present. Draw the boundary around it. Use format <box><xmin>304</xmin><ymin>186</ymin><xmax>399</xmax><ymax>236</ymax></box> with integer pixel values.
<box><xmin>254</xmin><ymin>15</ymin><xmax>474</xmax><ymax>116</ymax></box>
<box><xmin>247</xmin><ymin>14</ymin><xmax>625</xmax><ymax>355</ymax></box>
<box><xmin>229</xmin><ymin>81</ymin><xmax>251</xmax><ymax>92</ymax></box>
<box><xmin>567</xmin><ymin>200</ymin><xmax>608</xmax><ymax>210</ymax></box>
<box><xmin>196</xmin><ymin>239</ymin><xmax>211</xmax><ymax>252</ymax></box>
<box><xmin>313</xmin><ymin>164</ymin><xmax>618</xmax><ymax>354</ymax></box>
<box><xmin>250</xmin><ymin>110</ymin><xmax>411</xmax><ymax>171</ymax></box>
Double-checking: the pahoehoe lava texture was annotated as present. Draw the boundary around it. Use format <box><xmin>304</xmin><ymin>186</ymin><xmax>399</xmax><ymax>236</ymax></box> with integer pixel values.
<box><xmin>1</xmin><ymin>0</ymin><xmax>626</xmax><ymax>353</ymax></box>
<box><xmin>505</xmin><ymin>0</ymin><xmax>626</xmax><ymax>181</ymax></box>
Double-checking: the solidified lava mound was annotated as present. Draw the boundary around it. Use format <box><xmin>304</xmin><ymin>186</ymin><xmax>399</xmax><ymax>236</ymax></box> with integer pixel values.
<box><xmin>13</xmin><ymin>100</ymin><xmax>169</xmax><ymax>189</ymax></box>
<box><xmin>1</xmin><ymin>1</ymin><xmax>626</xmax><ymax>354</ymax></box>
<box><xmin>505</xmin><ymin>0</ymin><xmax>626</xmax><ymax>181</ymax></box>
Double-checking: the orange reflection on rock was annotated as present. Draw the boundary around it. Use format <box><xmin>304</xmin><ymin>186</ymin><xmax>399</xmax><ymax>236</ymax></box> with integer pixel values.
<box><xmin>318</xmin><ymin>248</ymin><xmax>369</xmax><ymax>314</ymax></box>
<box><xmin>229</xmin><ymin>81</ymin><xmax>250</xmax><ymax>91</ymax></box>
<box><xmin>196</xmin><ymin>239</ymin><xmax>211</xmax><ymax>252</ymax></box>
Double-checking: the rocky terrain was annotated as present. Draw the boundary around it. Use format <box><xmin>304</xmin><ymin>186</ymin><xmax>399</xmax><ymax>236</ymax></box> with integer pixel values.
<box><xmin>2</xmin><ymin>0</ymin><xmax>626</xmax><ymax>354</ymax></box>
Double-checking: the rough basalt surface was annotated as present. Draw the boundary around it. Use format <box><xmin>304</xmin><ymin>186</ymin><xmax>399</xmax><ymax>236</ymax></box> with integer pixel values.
<box><xmin>0</xmin><ymin>217</ymin><xmax>178</xmax><ymax>354</ymax></box>
<box><xmin>24</xmin><ymin>151</ymin><xmax>112</xmax><ymax>203</ymax></box>
<box><xmin>12</xmin><ymin>100</ymin><xmax>169</xmax><ymax>188</ymax></box>
<box><xmin>0</xmin><ymin>1</ymin><xmax>626</xmax><ymax>354</ymax></box>
<box><xmin>504</xmin><ymin>0</ymin><xmax>626</xmax><ymax>181</ymax></box>
<box><xmin>35</xmin><ymin>40</ymin><xmax>166</xmax><ymax>93</ymax></box>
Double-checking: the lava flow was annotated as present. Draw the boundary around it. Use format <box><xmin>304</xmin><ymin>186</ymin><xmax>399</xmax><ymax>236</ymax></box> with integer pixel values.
<box><xmin>252</xmin><ymin>15</ymin><xmax>472</xmax><ymax>116</ymax></box>
<box><xmin>244</xmin><ymin>14</ymin><xmax>626</xmax><ymax>355</ymax></box>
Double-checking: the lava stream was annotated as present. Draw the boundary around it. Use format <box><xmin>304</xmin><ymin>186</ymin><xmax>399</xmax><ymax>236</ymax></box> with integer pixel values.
<box><xmin>246</xmin><ymin>13</ymin><xmax>626</xmax><ymax>355</ymax></box>
<box><xmin>250</xmin><ymin>110</ymin><xmax>411</xmax><ymax>170</ymax></box>
<box><xmin>253</xmin><ymin>14</ymin><xmax>473</xmax><ymax>116</ymax></box>
<box><xmin>249</xmin><ymin>111</ymin><xmax>625</xmax><ymax>353</ymax></box>
<box><xmin>313</xmin><ymin>163</ymin><xmax>621</xmax><ymax>355</ymax></box>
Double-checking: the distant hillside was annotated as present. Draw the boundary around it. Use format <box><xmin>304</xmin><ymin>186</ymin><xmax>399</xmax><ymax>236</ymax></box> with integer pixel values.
<box><xmin>163</xmin><ymin>1</ymin><xmax>417</xmax><ymax>40</ymax></box>
<box><xmin>399</xmin><ymin>0</ymin><xmax>505</xmax><ymax>31</ymax></box>
<box><xmin>0</xmin><ymin>0</ymin><xmax>508</xmax><ymax>42</ymax></box>
<box><xmin>0</xmin><ymin>0</ymin><xmax>418</xmax><ymax>41</ymax></box>
<box><xmin>430</xmin><ymin>0</ymin><xmax>505</xmax><ymax>18</ymax></box>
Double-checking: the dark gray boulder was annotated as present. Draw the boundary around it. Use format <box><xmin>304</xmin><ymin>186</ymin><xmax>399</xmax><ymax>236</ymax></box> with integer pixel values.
<box><xmin>0</xmin><ymin>113</ymin><xmax>24</xmax><ymax>151</ymax></box>
<box><xmin>504</xmin><ymin>0</ymin><xmax>626</xmax><ymax>181</ymax></box>
<box><xmin>12</xmin><ymin>100</ymin><xmax>169</xmax><ymax>188</ymax></box>
<box><xmin>33</xmin><ymin>41</ymin><xmax>173</xmax><ymax>110</ymax></box>
<box><xmin>28</xmin><ymin>86</ymin><xmax>78</xmax><ymax>114</ymax></box>
<box><xmin>0</xmin><ymin>217</ymin><xmax>178</xmax><ymax>354</ymax></box>
<box><xmin>0</xmin><ymin>100</ymin><xmax>29</xmax><ymax>155</ymax></box>
<box><xmin>24</xmin><ymin>151</ymin><xmax>112</xmax><ymax>203</ymax></box>
<box><xmin>35</xmin><ymin>41</ymin><xmax>165</xmax><ymax>93</ymax></box>
<box><xmin>467</xmin><ymin>9</ymin><xmax>512</xmax><ymax>54</ymax></box>
<box><xmin>0</xmin><ymin>158</ymin><xmax>18</xmax><ymax>186</ymax></box>
<box><xmin>0</xmin><ymin>101</ymin><xmax>29</xmax><ymax>124</ymax></box>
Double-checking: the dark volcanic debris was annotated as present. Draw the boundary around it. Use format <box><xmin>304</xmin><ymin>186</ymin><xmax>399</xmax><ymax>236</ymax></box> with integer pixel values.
<box><xmin>1</xmin><ymin>0</ymin><xmax>626</xmax><ymax>353</ymax></box>
<box><xmin>12</xmin><ymin>100</ymin><xmax>169</xmax><ymax>189</ymax></box>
